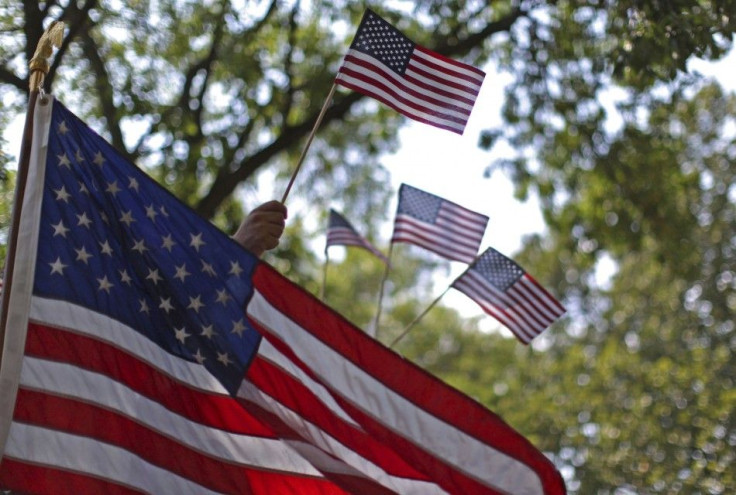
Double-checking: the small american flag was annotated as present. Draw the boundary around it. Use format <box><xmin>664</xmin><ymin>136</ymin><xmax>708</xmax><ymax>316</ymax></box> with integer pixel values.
<box><xmin>326</xmin><ymin>209</ymin><xmax>387</xmax><ymax>263</ymax></box>
<box><xmin>392</xmin><ymin>183</ymin><xmax>488</xmax><ymax>264</ymax></box>
<box><xmin>452</xmin><ymin>247</ymin><xmax>566</xmax><ymax>344</ymax></box>
<box><xmin>335</xmin><ymin>9</ymin><xmax>486</xmax><ymax>135</ymax></box>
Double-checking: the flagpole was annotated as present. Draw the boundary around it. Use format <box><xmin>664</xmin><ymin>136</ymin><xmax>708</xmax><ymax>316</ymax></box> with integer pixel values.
<box><xmin>321</xmin><ymin>249</ymin><xmax>330</xmax><ymax>300</ymax></box>
<box><xmin>389</xmin><ymin>286</ymin><xmax>451</xmax><ymax>349</ymax></box>
<box><xmin>0</xmin><ymin>22</ymin><xmax>64</xmax><ymax>365</ymax></box>
<box><xmin>281</xmin><ymin>83</ymin><xmax>337</xmax><ymax>204</ymax></box>
<box><xmin>388</xmin><ymin>253</ymin><xmax>481</xmax><ymax>349</ymax></box>
<box><xmin>371</xmin><ymin>243</ymin><xmax>394</xmax><ymax>339</ymax></box>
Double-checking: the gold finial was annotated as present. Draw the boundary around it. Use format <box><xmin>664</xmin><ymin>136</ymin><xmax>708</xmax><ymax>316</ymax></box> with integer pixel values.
<box><xmin>28</xmin><ymin>21</ymin><xmax>65</xmax><ymax>93</ymax></box>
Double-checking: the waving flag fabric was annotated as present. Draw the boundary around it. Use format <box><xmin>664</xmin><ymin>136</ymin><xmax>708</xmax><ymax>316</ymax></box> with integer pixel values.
<box><xmin>0</xmin><ymin>97</ymin><xmax>566</xmax><ymax>494</ymax></box>
<box><xmin>392</xmin><ymin>183</ymin><xmax>488</xmax><ymax>264</ymax></box>
<box><xmin>326</xmin><ymin>208</ymin><xmax>387</xmax><ymax>263</ymax></box>
<box><xmin>335</xmin><ymin>9</ymin><xmax>486</xmax><ymax>135</ymax></box>
<box><xmin>452</xmin><ymin>247</ymin><xmax>566</xmax><ymax>344</ymax></box>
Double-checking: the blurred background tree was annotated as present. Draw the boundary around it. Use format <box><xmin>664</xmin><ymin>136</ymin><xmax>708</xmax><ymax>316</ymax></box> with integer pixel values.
<box><xmin>1</xmin><ymin>0</ymin><xmax>735</xmax><ymax>492</ymax></box>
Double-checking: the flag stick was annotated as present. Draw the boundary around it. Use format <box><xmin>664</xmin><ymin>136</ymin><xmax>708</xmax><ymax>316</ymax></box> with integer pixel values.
<box><xmin>388</xmin><ymin>255</ymin><xmax>480</xmax><ymax>349</ymax></box>
<box><xmin>321</xmin><ymin>249</ymin><xmax>330</xmax><ymax>301</ymax></box>
<box><xmin>281</xmin><ymin>83</ymin><xmax>337</xmax><ymax>204</ymax></box>
<box><xmin>389</xmin><ymin>286</ymin><xmax>451</xmax><ymax>349</ymax></box>
<box><xmin>0</xmin><ymin>22</ymin><xmax>64</xmax><ymax>365</ymax></box>
<box><xmin>371</xmin><ymin>243</ymin><xmax>394</xmax><ymax>339</ymax></box>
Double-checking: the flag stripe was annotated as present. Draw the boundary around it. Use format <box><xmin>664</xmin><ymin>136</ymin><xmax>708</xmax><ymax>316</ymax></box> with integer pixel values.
<box><xmin>0</xmin><ymin>457</ymin><xmax>141</xmax><ymax>495</ymax></box>
<box><xmin>248</xmin><ymin>266</ymin><xmax>557</xmax><ymax>494</ymax></box>
<box><xmin>392</xmin><ymin>216</ymin><xmax>481</xmax><ymax>263</ymax></box>
<box><xmin>4</xmin><ymin>422</ymin><xmax>221</xmax><ymax>495</ymax></box>
<box><xmin>412</xmin><ymin>45</ymin><xmax>486</xmax><ymax>81</ymax></box>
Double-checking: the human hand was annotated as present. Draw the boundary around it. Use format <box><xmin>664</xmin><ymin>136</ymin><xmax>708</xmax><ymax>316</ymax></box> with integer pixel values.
<box><xmin>231</xmin><ymin>200</ymin><xmax>287</xmax><ymax>257</ymax></box>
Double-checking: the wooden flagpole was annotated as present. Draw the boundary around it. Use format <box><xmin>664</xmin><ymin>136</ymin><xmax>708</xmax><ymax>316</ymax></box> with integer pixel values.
<box><xmin>0</xmin><ymin>22</ymin><xmax>64</xmax><ymax>365</ymax></box>
<box><xmin>389</xmin><ymin>286</ymin><xmax>451</xmax><ymax>349</ymax></box>
<box><xmin>281</xmin><ymin>83</ymin><xmax>337</xmax><ymax>204</ymax></box>
<box><xmin>371</xmin><ymin>243</ymin><xmax>394</xmax><ymax>339</ymax></box>
<box><xmin>388</xmin><ymin>254</ymin><xmax>480</xmax><ymax>349</ymax></box>
<box><xmin>321</xmin><ymin>250</ymin><xmax>330</xmax><ymax>301</ymax></box>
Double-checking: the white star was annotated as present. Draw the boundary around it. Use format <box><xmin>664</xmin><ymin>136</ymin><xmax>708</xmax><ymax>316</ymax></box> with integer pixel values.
<box><xmin>120</xmin><ymin>210</ymin><xmax>136</xmax><ymax>226</ymax></box>
<box><xmin>145</xmin><ymin>204</ymin><xmax>158</xmax><ymax>221</ymax></box>
<box><xmin>174</xmin><ymin>264</ymin><xmax>190</xmax><ymax>282</ymax></box>
<box><xmin>58</xmin><ymin>121</ymin><xmax>69</xmax><ymax>134</ymax></box>
<box><xmin>146</xmin><ymin>268</ymin><xmax>162</xmax><ymax>285</ymax></box>
<box><xmin>231</xmin><ymin>319</ymin><xmax>246</xmax><ymax>337</ymax></box>
<box><xmin>187</xmin><ymin>295</ymin><xmax>204</xmax><ymax>313</ymax></box>
<box><xmin>93</xmin><ymin>152</ymin><xmax>105</xmax><ymax>166</ymax></box>
<box><xmin>49</xmin><ymin>257</ymin><xmax>67</xmax><ymax>275</ymax></box>
<box><xmin>217</xmin><ymin>352</ymin><xmax>232</xmax><ymax>366</ymax></box>
<box><xmin>58</xmin><ymin>153</ymin><xmax>71</xmax><ymax>168</ymax></box>
<box><xmin>54</xmin><ymin>186</ymin><xmax>71</xmax><ymax>203</ymax></box>
<box><xmin>99</xmin><ymin>240</ymin><xmax>114</xmax><ymax>256</ymax></box>
<box><xmin>97</xmin><ymin>276</ymin><xmax>114</xmax><ymax>293</ymax></box>
<box><xmin>75</xmin><ymin>246</ymin><xmax>93</xmax><ymax>264</ymax></box>
<box><xmin>200</xmin><ymin>324</ymin><xmax>216</xmax><ymax>339</ymax></box>
<box><xmin>159</xmin><ymin>297</ymin><xmax>174</xmax><ymax>313</ymax></box>
<box><xmin>52</xmin><ymin>220</ymin><xmax>69</xmax><ymax>237</ymax></box>
<box><xmin>201</xmin><ymin>260</ymin><xmax>216</xmax><ymax>277</ymax></box>
<box><xmin>159</xmin><ymin>205</ymin><xmax>170</xmax><ymax>217</ymax></box>
<box><xmin>174</xmin><ymin>326</ymin><xmax>190</xmax><ymax>343</ymax></box>
<box><xmin>161</xmin><ymin>234</ymin><xmax>176</xmax><ymax>251</ymax></box>
<box><xmin>229</xmin><ymin>261</ymin><xmax>244</xmax><ymax>277</ymax></box>
<box><xmin>128</xmin><ymin>177</ymin><xmax>140</xmax><ymax>191</ymax></box>
<box><xmin>75</xmin><ymin>149</ymin><xmax>85</xmax><ymax>163</ymax></box>
<box><xmin>139</xmin><ymin>299</ymin><xmax>150</xmax><ymax>314</ymax></box>
<box><xmin>106</xmin><ymin>180</ymin><xmax>121</xmax><ymax>196</ymax></box>
<box><xmin>189</xmin><ymin>232</ymin><xmax>205</xmax><ymax>252</ymax></box>
<box><xmin>132</xmin><ymin>239</ymin><xmax>147</xmax><ymax>253</ymax></box>
<box><xmin>193</xmin><ymin>349</ymin><xmax>206</xmax><ymax>364</ymax></box>
<box><xmin>76</xmin><ymin>212</ymin><xmax>92</xmax><ymax>228</ymax></box>
<box><xmin>215</xmin><ymin>289</ymin><xmax>232</xmax><ymax>305</ymax></box>
<box><xmin>78</xmin><ymin>181</ymin><xmax>89</xmax><ymax>195</ymax></box>
<box><xmin>120</xmin><ymin>269</ymin><xmax>133</xmax><ymax>285</ymax></box>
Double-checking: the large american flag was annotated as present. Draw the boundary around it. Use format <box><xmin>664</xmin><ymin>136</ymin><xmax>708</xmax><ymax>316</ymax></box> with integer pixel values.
<box><xmin>326</xmin><ymin>208</ymin><xmax>387</xmax><ymax>263</ymax></box>
<box><xmin>392</xmin><ymin>183</ymin><xmax>488</xmax><ymax>264</ymax></box>
<box><xmin>335</xmin><ymin>9</ymin><xmax>486</xmax><ymax>135</ymax></box>
<box><xmin>0</xmin><ymin>98</ymin><xmax>566</xmax><ymax>494</ymax></box>
<box><xmin>452</xmin><ymin>247</ymin><xmax>566</xmax><ymax>344</ymax></box>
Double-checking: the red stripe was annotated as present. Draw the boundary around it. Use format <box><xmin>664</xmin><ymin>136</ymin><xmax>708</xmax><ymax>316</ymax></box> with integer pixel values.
<box><xmin>251</xmin><ymin>264</ymin><xmax>567</xmax><ymax>494</ymax></box>
<box><xmin>406</xmin><ymin>59</ymin><xmax>482</xmax><ymax>98</ymax></box>
<box><xmin>0</xmin><ymin>457</ymin><xmax>140</xmax><ymax>495</ymax></box>
<box><xmin>338</xmin><ymin>58</ymin><xmax>474</xmax><ymax>115</ymax></box>
<box><xmin>335</xmin><ymin>78</ymin><xmax>466</xmax><ymax>134</ymax></box>
<box><xmin>413</xmin><ymin>44</ymin><xmax>487</xmax><ymax>78</ymax></box>
<box><xmin>246</xmin><ymin>351</ymin><xmax>428</xmax><ymax>480</ymax></box>
<box><xmin>393</xmin><ymin>217</ymin><xmax>482</xmax><ymax>252</ymax></box>
<box><xmin>25</xmin><ymin>322</ymin><xmax>271</xmax><ymax>436</ymax></box>
<box><xmin>522</xmin><ymin>275</ymin><xmax>567</xmax><ymax>314</ymax></box>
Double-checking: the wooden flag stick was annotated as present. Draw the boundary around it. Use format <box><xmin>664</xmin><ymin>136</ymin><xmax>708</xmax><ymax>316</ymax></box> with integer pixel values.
<box><xmin>321</xmin><ymin>249</ymin><xmax>330</xmax><ymax>301</ymax></box>
<box><xmin>281</xmin><ymin>83</ymin><xmax>337</xmax><ymax>204</ymax></box>
<box><xmin>371</xmin><ymin>243</ymin><xmax>394</xmax><ymax>339</ymax></box>
<box><xmin>0</xmin><ymin>22</ymin><xmax>64</xmax><ymax>366</ymax></box>
<box><xmin>388</xmin><ymin>286</ymin><xmax>451</xmax><ymax>349</ymax></box>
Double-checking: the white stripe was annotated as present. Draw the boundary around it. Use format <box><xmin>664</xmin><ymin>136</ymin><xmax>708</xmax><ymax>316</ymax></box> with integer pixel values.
<box><xmin>19</xmin><ymin>355</ymin><xmax>321</xmax><ymax>475</ymax></box>
<box><xmin>257</xmin><ymin>339</ymin><xmax>361</xmax><ymax>428</ymax></box>
<box><xmin>345</xmin><ymin>50</ymin><xmax>477</xmax><ymax>111</ymax></box>
<box><xmin>393</xmin><ymin>229</ymin><xmax>478</xmax><ymax>263</ymax></box>
<box><xmin>237</xmin><ymin>379</ymin><xmax>448</xmax><ymax>495</ymax></box>
<box><xmin>394</xmin><ymin>214</ymin><xmax>483</xmax><ymax>248</ymax></box>
<box><xmin>0</xmin><ymin>96</ymin><xmax>54</xmax><ymax>457</ymax></box>
<box><xmin>411</xmin><ymin>49</ymin><xmax>486</xmax><ymax>85</ymax></box>
<box><xmin>5</xmin><ymin>422</ymin><xmax>221</xmax><ymax>494</ymax></box>
<box><xmin>30</xmin><ymin>296</ymin><xmax>228</xmax><ymax>395</ymax></box>
<box><xmin>336</xmin><ymin>71</ymin><xmax>467</xmax><ymax>133</ymax></box>
<box><xmin>406</xmin><ymin>59</ymin><xmax>483</xmax><ymax>95</ymax></box>
<box><xmin>247</xmin><ymin>290</ymin><xmax>545</xmax><ymax>495</ymax></box>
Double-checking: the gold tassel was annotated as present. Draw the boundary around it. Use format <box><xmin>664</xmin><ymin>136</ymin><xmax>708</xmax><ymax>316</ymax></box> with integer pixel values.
<box><xmin>28</xmin><ymin>21</ymin><xmax>65</xmax><ymax>93</ymax></box>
